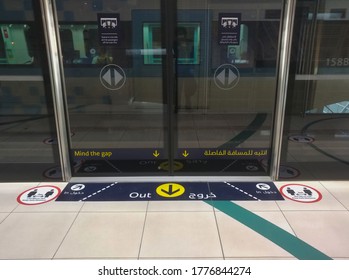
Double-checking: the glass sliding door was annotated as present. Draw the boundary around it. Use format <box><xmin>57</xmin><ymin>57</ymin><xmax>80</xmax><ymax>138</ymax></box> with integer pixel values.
<box><xmin>0</xmin><ymin>0</ymin><xmax>61</xmax><ymax>181</ymax></box>
<box><xmin>55</xmin><ymin>0</ymin><xmax>168</xmax><ymax>176</ymax></box>
<box><xmin>174</xmin><ymin>0</ymin><xmax>283</xmax><ymax>175</ymax></box>
<box><xmin>280</xmin><ymin>0</ymin><xmax>349</xmax><ymax>180</ymax></box>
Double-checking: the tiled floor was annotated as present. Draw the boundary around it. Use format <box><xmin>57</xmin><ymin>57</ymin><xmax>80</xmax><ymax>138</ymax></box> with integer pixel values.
<box><xmin>0</xmin><ymin>181</ymin><xmax>349</xmax><ymax>260</ymax></box>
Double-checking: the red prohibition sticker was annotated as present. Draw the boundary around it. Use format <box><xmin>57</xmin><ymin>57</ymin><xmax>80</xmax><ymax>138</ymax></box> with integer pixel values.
<box><xmin>280</xmin><ymin>184</ymin><xmax>322</xmax><ymax>203</ymax></box>
<box><xmin>17</xmin><ymin>185</ymin><xmax>61</xmax><ymax>206</ymax></box>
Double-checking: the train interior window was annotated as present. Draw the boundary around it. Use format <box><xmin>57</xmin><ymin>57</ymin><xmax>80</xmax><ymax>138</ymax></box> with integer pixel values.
<box><xmin>211</xmin><ymin>19</ymin><xmax>280</xmax><ymax>71</ymax></box>
<box><xmin>58</xmin><ymin>23</ymin><xmax>132</xmax><ymax>67</ymax></box>
<box><xmin>0</xmin><ymin>29</ymin><xmax>5</xmax><ymax>63</ymax></box>
<box><xmin>329</xmin><ymin>9</ymin><xmax>346</xmax><ymax>19</ymax></box>
<box><xmin>226</xmin><ymin>24</ymin><xmax>248</xmax><ymax>65</ymax></box>
<box><xmin>142</xmin><ymin>23</ymin><xmax>161</xmax><ymax>64</ymax></box>
<box><xmin>176</xmin><ymin>24</ymin><xmax>200</xmax><ymax>64</ymax></box>
<box><xmin>0</xmin><ymin>24</ymin><xmax>34</xmax><ymax>65</ymax></box>
<box><xmin>142</xmin><ymin>23</ymin><xmax>200</xmax><ymax>65</ymax></box>
<box><xmin>83</xmin><ymin>28</ymin><xmax>99</xmax><ymax>62</ymax></box>
<box><xmin>59</xmin><ymin>24</ymin><xmax>99</xmax><ymax>64</ymax></box>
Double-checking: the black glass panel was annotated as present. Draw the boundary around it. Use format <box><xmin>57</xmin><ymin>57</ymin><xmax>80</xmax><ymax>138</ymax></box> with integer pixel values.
<box><xmin>280</xmin><ymin>0</ymin><xmax>349</xmax><ymax>180</ymax></box>
<box><xmin>0</xmin><ymin>1</ymin><xmax>61</xmax><ymax>181</ymax></box>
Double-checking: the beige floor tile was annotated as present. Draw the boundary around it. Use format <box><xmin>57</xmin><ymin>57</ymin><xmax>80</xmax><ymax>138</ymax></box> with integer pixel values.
<box><xmin>275</xmin><ymin>181</ymin><xmax>346</xmax><ymax>211</ymax></box>
<box><xmin>230</xmin><ymin>201</ymin><xmax>280</xmax><ymax>212</ymax></box>
<box><xmin>139</xmin><ymin>257</ymin><xmax>224</xmax><ymax>260</ymax></box>
<box><xmin>0</xmin><ymin>213</ymin><xmax>76</xmax><ymax>259</ymax></box>
<box><xmin>81</xmin><ymin>201</ymin><xmax>148</xmax><ymax>212</ymax></box>
<box><xmin>14</xmin><ymin>201</ymin><xmax>84</xmax><ymax>213</ymax></box>
<box><xmin>0</xmin><ymin>183</ymin><xmax>39</xmax><ymax>212</ymax></box>
<box><xmin>320</xmin><ymin>181</ymin><xmax>349</xmax><ymax>209</ymax></box>
<box><xmin>140</xmin><ymin>212</ymin><xmax>222</xmax><ymax>258</ymax></box>
<box><xmin>283</xmin><ymin>211</ymin><xmax>349</xmax><ymax>258</ymax></box>
<box><xmin>0</xmin><ymin>213</ymin><xmax>9</xmax><ymax>223</ymax></box>
<box><xmin>1</xmin><ymin>180</ymin><xmax>349</xmax><ymax>260</ymax></box>
<box><xmin>54</xmin><ymin>212</ymin><xmax>146</xmax><ymax>259</ymax></box>
<box><xmin>225</xmin><ymin>257</ymin><xmax>297</xmax><ymax>260</ymax></box>
<box><xmin>215</xmin><ymin>211</ymin><xmax>293</xmax><ymax>258</ymax></box>
<box><xmin>147</xmin><ymin>201</ymin><xmax>214</xmax><ymax>212</ymax></box>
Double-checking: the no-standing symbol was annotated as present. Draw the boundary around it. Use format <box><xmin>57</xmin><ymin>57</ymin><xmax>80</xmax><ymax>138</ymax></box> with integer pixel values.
<box><xmin>17</xmin><ymin>185</ymin><xmax>61</xmax><ymax>205</ymax></box>
<box><xmin>214</xmin><ymin>64</ymin><xmax>240</xmax><ymax>90</ymax></box>
<box><xmin>280</xmin><ymin>184</ymin><xmax>322</xmax><ymax>203</ymax></box>
<box><xmin>100</xmin><ymin>64</ymin><xmax>126</xmax><ymax>90</ymax></box>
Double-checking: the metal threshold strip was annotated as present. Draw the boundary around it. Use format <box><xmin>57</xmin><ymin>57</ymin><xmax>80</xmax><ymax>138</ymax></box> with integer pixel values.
<box><xmin>69</xmin><ymin>175</ymin><xmax>273</xmax><ymax>183</ymax></box>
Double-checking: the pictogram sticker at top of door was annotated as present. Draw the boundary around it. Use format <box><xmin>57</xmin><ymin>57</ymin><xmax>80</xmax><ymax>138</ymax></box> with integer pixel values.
<box><xmin>98</xmin><ymin>13</ymin><xmax>121</xmax><ymax>46</ymax></box>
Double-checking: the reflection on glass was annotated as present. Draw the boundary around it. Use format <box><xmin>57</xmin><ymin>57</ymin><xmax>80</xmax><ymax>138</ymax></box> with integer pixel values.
<box><xmin>0</xmin><ymin>24</ymin><xmax>35</xmax><ymax>65</ymax></box>
<box><xmin>281</xmin><ymin>0</ymin><xmax>349</xmax><ymax>180</ymax></box>
<box><xmin>59</xmin><ymin>24</ymin><xmax>99</xmax><ymax>64</ymax></box>
<box><xmin>143</xmin><ymin>23</ymin><xmax>200</xmax><ymax>64</ymax></box>
<box><xmin>226</xmin><ymin>25</ymin><xmax>248</xmax><ymax>64</ymax></box>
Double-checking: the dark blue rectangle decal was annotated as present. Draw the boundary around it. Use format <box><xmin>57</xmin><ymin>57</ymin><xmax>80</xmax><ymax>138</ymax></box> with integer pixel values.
<box><xmin>208</xmin><ymin>182</ymin><xmax>284</xmax><ymax>201</ymax></box>
<box><xmin>57</xmin><ymin>182</ymin><xmax>283</xmax><ymax>202</ymax></box>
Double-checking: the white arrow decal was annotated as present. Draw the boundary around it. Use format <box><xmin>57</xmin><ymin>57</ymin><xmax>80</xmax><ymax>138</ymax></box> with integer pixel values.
<box><xmin>216</xmin><ymin>69</ymin><xmax>226</xmax><ymax>85</ymax></box>
<box><xmin>102</xmin><ymin>70</ymin><xmax>112</xmax><ymax>86</ymax></box>
<box><xmin>113</xmin><ymin>69</ymin><xmax>123</xmax><ymax>86</ymax></box>
<box><xmin>228</xmin><ymin>69</ymin><xmax>237</xmax><ymax>85</ymax></box>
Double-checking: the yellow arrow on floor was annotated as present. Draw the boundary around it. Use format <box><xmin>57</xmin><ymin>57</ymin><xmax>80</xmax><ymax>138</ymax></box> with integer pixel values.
<box><xmin>156</xmin><ymin>183</ymin><xmax>185</xmax><ymax>198</ymax></box>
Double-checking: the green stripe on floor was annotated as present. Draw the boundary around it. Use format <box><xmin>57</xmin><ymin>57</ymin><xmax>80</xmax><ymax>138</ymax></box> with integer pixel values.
<box><xmin>206</xmin><ymin>200</ymin><xmax>332</xmax><ymax>260</ymax></box>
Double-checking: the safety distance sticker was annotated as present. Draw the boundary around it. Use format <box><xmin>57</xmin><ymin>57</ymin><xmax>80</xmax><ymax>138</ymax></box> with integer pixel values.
<box><xmin>17</xmin><ymin>185</ymin><xmax>61</xmax><ymax>206</ymax></box>
<box><xmin>280</xmin><ymin>184</ymin><xmax>322</xmax><ymax>203</ymax></box>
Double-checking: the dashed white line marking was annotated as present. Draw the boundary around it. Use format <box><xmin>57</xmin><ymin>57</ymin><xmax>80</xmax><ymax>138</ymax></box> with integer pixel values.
<box><xmin>224</xmin><ymin>181</ymin><xmax>261</xmax><ymax>201</ymax></box>
<box><xmin>80</xmin><ymin>182</ymin><xmax>118</xmax><ymax>201</ymax></box>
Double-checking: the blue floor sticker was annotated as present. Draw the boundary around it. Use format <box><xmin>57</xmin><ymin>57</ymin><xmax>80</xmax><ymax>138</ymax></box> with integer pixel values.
<box><xmin>56</xmin><ymin>181</ymin><xmax>284</xmax><ymax>201</ymax></box>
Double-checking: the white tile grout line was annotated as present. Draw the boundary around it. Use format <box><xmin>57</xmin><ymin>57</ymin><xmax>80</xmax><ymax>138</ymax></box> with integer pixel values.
<box><xmin>223</xmin><ymin>181</ymin><xmax>261</xmax><ymax>201</ymax></box>
<box><xmin>79</xmin><ymin>182</ymin><xmax>118</xmax><ymax>201</ymax></box>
